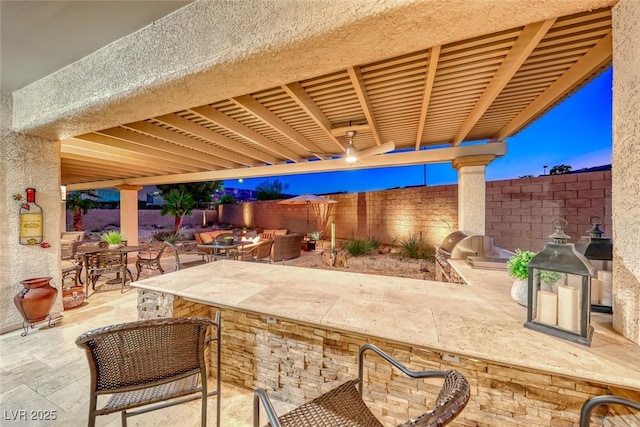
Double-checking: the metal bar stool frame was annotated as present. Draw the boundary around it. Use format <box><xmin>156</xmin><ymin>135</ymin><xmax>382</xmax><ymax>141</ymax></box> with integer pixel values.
<box><xmin>253</xmin><ymin>343</ymin><xmax>470</xmax><ymax>427</ymax></box>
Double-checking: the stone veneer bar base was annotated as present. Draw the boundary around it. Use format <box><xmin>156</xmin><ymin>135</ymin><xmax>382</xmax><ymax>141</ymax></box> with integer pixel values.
<box><xmin>138</xmin><ymin>290</ymin><xmax>639</xmax><ymax>426</ymax></box>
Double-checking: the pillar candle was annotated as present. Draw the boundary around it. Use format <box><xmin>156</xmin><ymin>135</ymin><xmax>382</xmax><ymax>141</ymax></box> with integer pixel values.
<box><xmin>331</xmin><ymin>222</ymin><xmax>336</xmax><ymax>251</ymax></box>
<box><xmin>590</xmin><ymin>279</ymin><xmax>602</xmax><ymax>304</ymax></box>
<box><xmin>536</xmin><ymin>291</ymin><xmax>558</xmax><ymax>325</ymax></box>
<box><xmin>557</xmin><ymin>285</ymin><xmax>580</xmax><ymax>332</ymax></box>
<box><xmin>597</xmin><ymin>270</ymin><xmax>612</xmax><ymax>306</ymax></box>
<box><xmin>597</xmin><ymin>270</ymin><xmax>612</xmax><ymax>283</ymax></box>
<box><xmin>567</xmin><ymin>274</ymin><xmax>582</xmax><ymax>288</ymax></box>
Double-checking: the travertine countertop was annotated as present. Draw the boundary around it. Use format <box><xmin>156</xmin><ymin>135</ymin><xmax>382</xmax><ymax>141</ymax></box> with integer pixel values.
<box><xmin>133</xmin><ymin>259</ymin><xmax>640</xmax><ymax>391</ymax></box>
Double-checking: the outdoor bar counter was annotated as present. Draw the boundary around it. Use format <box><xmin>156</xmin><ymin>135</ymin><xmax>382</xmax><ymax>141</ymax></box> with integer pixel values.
<box><xmin>132</xmin><ymin>260</ymin><xmax>640</xmax><ymax>426</ymax></box>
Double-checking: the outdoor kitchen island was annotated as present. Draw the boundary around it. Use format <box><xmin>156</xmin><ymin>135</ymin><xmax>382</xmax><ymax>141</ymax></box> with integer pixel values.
<box><xmin>132</xmin><ymin>260</ymin><xmax>640</xmax><ymax>426</ymax></box>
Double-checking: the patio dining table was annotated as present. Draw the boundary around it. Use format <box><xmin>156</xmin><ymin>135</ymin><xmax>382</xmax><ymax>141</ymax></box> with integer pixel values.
<box><xmin>197</xmin><ymin>241</ymin><xmax>249</xmax><ymax>262</ymax></box>
<box><xmin>76</xmin><ymin>245</ymin><xmax>141</xmax><ymax>285</ymax></box>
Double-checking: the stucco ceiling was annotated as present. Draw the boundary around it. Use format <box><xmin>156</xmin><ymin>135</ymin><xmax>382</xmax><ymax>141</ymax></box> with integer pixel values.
<box><xmin>0</xmin><ymin>0</ymin><xmax>192</xmax><ymax>91</ymax></box>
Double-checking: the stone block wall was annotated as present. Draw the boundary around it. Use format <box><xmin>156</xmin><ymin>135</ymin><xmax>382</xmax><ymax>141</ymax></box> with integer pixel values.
<box><xmin>165</xmin><ymin>296</ymin><xmax>638</xmax><ymax>427</ymax></box>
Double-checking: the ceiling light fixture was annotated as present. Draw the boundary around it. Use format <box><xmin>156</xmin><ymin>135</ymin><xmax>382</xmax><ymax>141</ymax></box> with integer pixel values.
<box><xmin>345</xmin><ymin>130</ymin><xmax>358</xmax><ymax>164</ymax></box>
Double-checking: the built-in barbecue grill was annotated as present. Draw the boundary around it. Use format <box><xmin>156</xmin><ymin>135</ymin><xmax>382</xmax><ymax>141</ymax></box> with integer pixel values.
<box><xmin>435</xmin><ymin>231</ymin><xmax>512</xmax><ymax>283</ymax></box>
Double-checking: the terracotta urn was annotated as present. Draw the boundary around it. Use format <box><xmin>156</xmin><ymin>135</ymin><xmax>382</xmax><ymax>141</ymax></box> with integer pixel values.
<box><xmin>14</xmin><ymin>277</ymin><xmax>57</xmax><ymax>323</ymax></box>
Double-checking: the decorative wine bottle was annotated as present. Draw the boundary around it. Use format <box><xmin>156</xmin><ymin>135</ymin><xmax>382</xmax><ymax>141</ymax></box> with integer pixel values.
<box><xmin>19</xmin><ymin>188</ymin><xmax>43</xmax><ymax>245</ymax></box>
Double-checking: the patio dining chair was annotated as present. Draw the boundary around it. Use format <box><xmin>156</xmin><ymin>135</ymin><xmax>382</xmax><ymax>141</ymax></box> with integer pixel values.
<box><xmin>76</xmin><ymin>314</ymin><xmax>221</xmax><ymax>427</ymax></box>
<box><xmin>84</xmin><ymin>250</ymin><xmax>128</xmax><ymax>297</ymax></box>
<box><xmin>135</xmin><ymin>242</ymin><xmax>166</xmax><ymax>280</ymax></box>
<box><xmin>253</xmin><ymin>343</ymin><xmax>470</xmax><ymax>427</ymax></box>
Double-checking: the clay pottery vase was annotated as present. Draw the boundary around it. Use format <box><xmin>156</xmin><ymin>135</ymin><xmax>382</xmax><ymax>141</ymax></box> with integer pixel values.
<box><xmin>62</xmin><ymin>286</ymin><xmax>86</xmax><ymax>310</ymax></box>
<box><xmin>14</xmin><ymin>277</ymin><xmax>57</xmax><ymax>323</ymax></box>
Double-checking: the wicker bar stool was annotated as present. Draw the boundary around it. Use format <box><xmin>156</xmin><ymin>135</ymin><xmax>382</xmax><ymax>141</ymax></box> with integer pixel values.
<box><xmin>254</xmin><ymin>343</ymin><xmax>470</xmax><ymax>427</ymax></box>
<box><xmin>76</xmin><ymin>315</ymin><xmax>221</xmax><ymax>427</ymax></box>
<box><xmin>580</xmin><ymin>395</ymin><xmax>640</xmax><ymax>426</ymax></box>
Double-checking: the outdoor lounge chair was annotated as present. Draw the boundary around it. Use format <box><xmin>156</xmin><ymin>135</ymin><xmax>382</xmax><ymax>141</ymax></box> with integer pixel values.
<box><xmin>76</xmin><ymin>315</ymin><xmax>221</xmax><ymax>427</ymax></box>
<box><xmin>236</xmin><ymin>239</ymin><xmax>274</xmax><ymax>262</ymax></box>
<box><xmin>270</xmin><ymin>233</ymin><xmax>304</xmax><ymax>264</ymax></box>
<box><xmin>253</xmin><ymin>343</ymin><xmax>470</xmax><ymax>427</ymax></box>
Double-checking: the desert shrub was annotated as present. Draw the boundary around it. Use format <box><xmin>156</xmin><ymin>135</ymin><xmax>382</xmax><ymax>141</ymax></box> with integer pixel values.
<box><xmin>345</xmin><ymin>238</ymin><xmax>378</xmax><ymax>256</ymax></box>
<box><xmin>396</xmin><ymin>235</ymin><xmax>434</xmax><ymax>259</ymax></box>
<box><xmin>151</xmin><ymin>230</ymin><xmax>180</xmax><ymax>243</ymax></box>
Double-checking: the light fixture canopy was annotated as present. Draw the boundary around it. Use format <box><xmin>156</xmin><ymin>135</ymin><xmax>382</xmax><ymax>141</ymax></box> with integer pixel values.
<box><xmin>345</xmin><ymin>130</ymin><xmax>358</xmax><ymax>164</ymax></box>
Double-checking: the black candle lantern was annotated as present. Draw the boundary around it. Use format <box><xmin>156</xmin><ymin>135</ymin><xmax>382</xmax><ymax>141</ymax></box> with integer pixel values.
<box><xmin>524</xmin><ymin>218</ymin><xmax>596</xmax><ymax>346</ymax></box>
<box><xmin>575</xmin><ymin>216</ymin><xmax>613</xmax><ymax>314</ymax></box>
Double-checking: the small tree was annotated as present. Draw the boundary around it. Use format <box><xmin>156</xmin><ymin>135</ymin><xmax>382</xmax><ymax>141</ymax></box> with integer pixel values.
<box><xmin>157</xmin><ymin>181</ymin><xmax>223</xmax><ymax>203</ymax></box>
<box><xmin>549</xmin><ymin>164</ymin><xmax>572</xmax><ymax>175</ymax></box>
<box><xmin>256</xmin><ymin>179</ymin><xmax>289</xmax><ymax>200</ymax></box>
<box><xmin>160</xmin><ymin>189</ymin><xmax>195</xmax><ymax>233</ymax></box>
<box><xmin>66</xmin><ymin>191</ymin><xmax>100</xmax><ymax>231</ymax></box>
<box><xmin>219</xmin><ymin>194</ymin><xmax>236</xmax><ymax>204</ymax></box>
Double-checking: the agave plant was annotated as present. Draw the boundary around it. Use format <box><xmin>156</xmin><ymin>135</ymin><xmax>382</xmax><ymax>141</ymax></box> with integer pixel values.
<box><xmin>101</xmin><ymin>230</ymin><xmax>125</xmax><ymax>245</ymax></box>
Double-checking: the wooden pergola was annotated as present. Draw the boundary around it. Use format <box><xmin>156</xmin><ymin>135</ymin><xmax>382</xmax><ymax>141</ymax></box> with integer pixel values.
<box><xmin>56</xmin><ymin>7</ymin><xmax>612</xmax><ymax>190</ymax></box>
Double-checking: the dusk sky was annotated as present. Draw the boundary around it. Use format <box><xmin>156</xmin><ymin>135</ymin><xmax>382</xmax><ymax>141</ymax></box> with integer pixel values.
<box><xmin>225</xmin><ymin>67</ymin><xmax>612</xmax><ymax>196</ymax></box>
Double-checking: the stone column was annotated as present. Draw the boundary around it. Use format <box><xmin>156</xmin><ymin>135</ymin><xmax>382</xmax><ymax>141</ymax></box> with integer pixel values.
<box><xmin>452</xmin><ymin>155</ymin><xmax>495</xmax><ymax>236</ymax></box>
<box><xmin>1</xmin><ymin>92</ymin><xmax>63</xmax><ymax>333</ymax></box>
<box><xmin>116</xmin><ymin>185</ymin><xmax>142</xmax><ymax>248</ymax></box>
<box><xmin>612</xmin><ymin>0</ymin><xmax>640</xmax><ymax>344</ymax></box>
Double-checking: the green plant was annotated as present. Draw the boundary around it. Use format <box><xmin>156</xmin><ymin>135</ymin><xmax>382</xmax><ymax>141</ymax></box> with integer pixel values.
<box><xmin>308</xmin><ymin>230</ymin><xmax>322</xmax><ymax>241</ymax></box>
<box><xmin>396</xmin><ymin>235</ymin><xmax>433</xmax><ymax>259</ymax></box>
<box><xmin>507</xmin><ymin>249</ymin><xmax>537</xmax><ymax>280</ymax></box>
<box><xmin>151</xmin><ymin>230</ymin><xmax>180</xmax><ymax>243</ymax></box>
<box><xmin>101</xmin><ymin>230</ymin><xmax>125</xmax><ymax>245</ymax></box>
<box><xmin>540</xmin><ymin>270</ymin><xmax>563</xmax><ymax>284</ymax></box>
<box><xmin>219</xmin><ymin>194</ymin><xmax>235</xmax><ymax>204</ymax></box>
<box><xmin>66</xmin><ymin>190</ymin><xmax>101</xmax><ymax>231</ymax></box>
<box><xmin>345</xmin><ymin>238</ymin><xmax>378</xmax><ymax>257</ymax></box>
<box><xmin>160</xmin><ymin>189</ymin><xmax>196</xmax><ymax>233</ymax></box>
<box><xmin>255</xmin><ymin>179</ymin><xmax>289</xmax><ymax>200</ymax></box>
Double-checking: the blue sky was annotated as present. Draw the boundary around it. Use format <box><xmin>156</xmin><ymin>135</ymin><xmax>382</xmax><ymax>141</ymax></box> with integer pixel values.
<box><xmin>226</xmin><ymin>67</ymin><xmax>612</xmax><ymax>195</ymax></box>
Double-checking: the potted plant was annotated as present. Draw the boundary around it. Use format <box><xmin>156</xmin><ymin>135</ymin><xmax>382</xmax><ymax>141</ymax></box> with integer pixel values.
<box><xmin>101</xmin><ymin>230</ymin><xmax>125</xmax><ymax>249</ymax></box>
<box><xmin>507</xmin><ymin>249</ymin><xmax>536</xmax><ymax>306</ymax></box>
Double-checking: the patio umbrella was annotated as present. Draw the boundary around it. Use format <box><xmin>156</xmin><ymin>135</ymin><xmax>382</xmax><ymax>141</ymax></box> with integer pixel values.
<box><xmin>278</xmin><ymin>193</ymin><xmax>337</xmax><ymax>234</ymax></box>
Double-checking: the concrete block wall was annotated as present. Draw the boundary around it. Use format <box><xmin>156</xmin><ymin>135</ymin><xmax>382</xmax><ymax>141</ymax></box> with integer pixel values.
<box><xmin>74</xmin><ymin>170</ymin><xmax>610</xmax><ymax>253</ymax></box>
<box><xmin>219</xmin><ymin>171</ymin><xmax>609</xmax><ymax>253</ymax></box>
<box><xmin>486</xmin><ymin>171</ymin><xmax>612</xmax><ymax>252</ymax></box>
<box><xmin>166</xmin><ymin>296</ymin><xmax>638</xmax><ymax>427</ymax></box>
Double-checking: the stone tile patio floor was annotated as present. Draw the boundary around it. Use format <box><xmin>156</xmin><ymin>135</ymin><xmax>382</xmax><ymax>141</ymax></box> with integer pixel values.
<box><xmin>0</xmin><ymin>252</ymin><xmax>299</xmax><ymax>427</ymax></box>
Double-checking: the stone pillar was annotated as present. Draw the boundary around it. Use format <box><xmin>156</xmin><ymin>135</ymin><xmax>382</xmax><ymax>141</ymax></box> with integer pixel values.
<box><xmin>612</xmin><ymin>0</ymin><xmax>640</xmax><ymax>344</ymax></box>
<box><xmin>116</xmin><ymin>184</ymin><xmax>142</xmax><ymax>248</ymax></box>
<box><xmin>1</xmin><ymin>92</ymin><xmax>63</xmax><ymax>333</ymax></box>
<box><xmin>452</xmin><ymin>155</ymin><xmax>495</xmax><ymax>236</ymax></box>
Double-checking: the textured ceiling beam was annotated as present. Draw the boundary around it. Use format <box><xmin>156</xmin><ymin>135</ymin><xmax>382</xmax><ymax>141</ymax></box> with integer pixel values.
<box><xmin>62</xmin><ymin>137</ymin><xmax>187</xmax><ymax>173</ymax></box>
<box><xmin>68</xmin><ymin>142</ymin><xmax>506</xmax><ymax>189</ymax></box>
<box><xmin>415</xmin><ymin>45</ymin><xmax>441</xmax><ymax>150</ymax></box>
<box><xmin>495</xmin><ymin>31</ymin><xmax>612</xmax><ymax>140</ymax></box>
<box><xmin>231</xmin><ymin>95</ymin><xmax>324</xmax><ymax>156</ymax></box>
<box><xmin>347</xmin><ymin>66</ymin><xmax>382</xmax><ymax>146</ymax></box>
<box><xmin>189</xmin><ymin>105</ymin><xmax>301</xmax><ymax>162</ymax></box>
<box><xmin>282</xmin><ymin>82</ymin><xmax>345</xmax><ymax>152</ymax></box>
<box><xmin>122</xmin><ymin>121</ymin><xmax>245</xmax><ymax>168</ymax></box>
<box><xmin>155</xmin><ymin>113</ymin><xmax>277</xmax><ymax>165</ymax></box>
<box><xmin>94</xmin><ymin>128</ymin><xmax>222</xmax><ymax>170</ymax></box>
<box><xmin>453</xmin><ymin>19</ymin><xmax>556</xmax><ymax>145</ymax></box>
